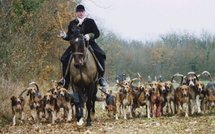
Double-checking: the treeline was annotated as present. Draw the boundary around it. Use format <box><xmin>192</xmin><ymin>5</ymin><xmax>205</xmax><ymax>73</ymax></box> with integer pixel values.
<box><xmin>1</xmin><ymin>0</ymin><xmax>215</xmax><ymax>84</ymax></box>
<box><xmin>99</xmin><ymin>32</ymin><xmax>215</xmax><ymax>81</ymax></box>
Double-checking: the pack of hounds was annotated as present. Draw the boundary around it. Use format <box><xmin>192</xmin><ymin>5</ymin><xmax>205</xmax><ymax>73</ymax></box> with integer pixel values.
<box><xmin>11</xmin><ymin>81</ymin><xmax>74</xmax><ymax>126</ymax></box>
<box><xmin>11</xmin><ymin>71</ymin><xmax>215</xmax><ymax>126</ymax></box>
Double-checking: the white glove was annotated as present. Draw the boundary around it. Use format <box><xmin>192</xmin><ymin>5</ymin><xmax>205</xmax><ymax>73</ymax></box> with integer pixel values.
<box><xmin>59</xmin><ymin>31</ymin><xmax>67</xmax><ymax>38</ymax></box>
<box><xmin>84</xmin><ymin>34</ymin><xmax>90</xmax><ymax>41</ymax></box>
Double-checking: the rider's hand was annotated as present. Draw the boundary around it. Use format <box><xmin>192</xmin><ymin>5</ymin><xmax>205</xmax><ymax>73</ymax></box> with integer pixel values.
<box><xmin>59</xmin><ymin>31</ymin><xmax>67</xmax><ymax>38</ymax></box>
<box><xmin>84</xmin><ymin>34</ymin><xmax>90</xmax><ymax>41</ymax></box>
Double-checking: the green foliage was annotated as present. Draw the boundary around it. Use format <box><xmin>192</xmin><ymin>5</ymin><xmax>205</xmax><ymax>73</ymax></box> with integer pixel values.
<box><xmin>11</xmin><ymin>0</ymin><xmax>44</xmax><ymax>27</ymax></box>
<box><xmin>13</xmin><ymin>0</ymin><xmax>44</xmax><ymax>15</ymax></box>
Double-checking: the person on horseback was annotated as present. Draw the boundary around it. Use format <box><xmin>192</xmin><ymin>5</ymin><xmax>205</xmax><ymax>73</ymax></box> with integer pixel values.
<box><xmin>59</xmin><ymin>4</ymin><xmax>108</xmax><ymax>89</ymax></box>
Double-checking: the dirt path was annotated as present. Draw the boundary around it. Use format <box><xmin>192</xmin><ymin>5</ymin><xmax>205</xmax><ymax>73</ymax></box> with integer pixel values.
<box><xmin>1</xmin><ymin>111</ymin><xmax>215</xmax><ymax>134</ymax></box>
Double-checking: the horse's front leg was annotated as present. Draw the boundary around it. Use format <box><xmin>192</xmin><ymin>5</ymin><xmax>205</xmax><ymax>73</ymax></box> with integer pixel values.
<box><xmin>86</xmin><ymin>95</ymin><xmax>92</xmax><ymax>126</ymax></box>
<box><xmin>86</xmin><ymin>84</ymin><xmax>97</xmax><ymax>127</ymax></box>
<box><xmin>73</xmin><ymin>92</ymin><xmax>84</xmax><ymax>126</ymax></box>
<box><xmin>91</xmin><ymin>88</ymin><xmax>97</xmax><ymax>119</ymax></box>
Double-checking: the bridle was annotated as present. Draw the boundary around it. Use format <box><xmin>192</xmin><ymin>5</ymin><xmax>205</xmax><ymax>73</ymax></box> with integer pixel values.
<box><xmin>71</xmin><ymin>35</ymin><xmax>89</xmax><ymax>65</ymax></box>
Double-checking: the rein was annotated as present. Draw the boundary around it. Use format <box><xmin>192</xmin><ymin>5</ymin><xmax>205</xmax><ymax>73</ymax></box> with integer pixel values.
<box><xmin>63</xmin><ymin>40</ymin><xmax>88</xmax><ymax>81</ymax></box>
<box><xmin>72</xmin><ymin>40</ymin><xmax>89</xmax><ymax>64</ymax></box>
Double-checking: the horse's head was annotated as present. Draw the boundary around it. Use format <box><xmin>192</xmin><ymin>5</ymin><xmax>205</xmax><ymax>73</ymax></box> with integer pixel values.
<box><xmin>70</xmin><ymin>26</ymin><xmax>88</xmax><ymax>67</ymax></box>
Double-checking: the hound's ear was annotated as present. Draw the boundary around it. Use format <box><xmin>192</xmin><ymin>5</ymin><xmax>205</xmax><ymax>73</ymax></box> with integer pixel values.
<box><xmin>48</xmin><ymin>88</ymin><xmax>54</xmax><ymax>93</ymax></box>
<box><xmin>44</xmin><ymin>95</ymin><xmax>47</xmax><ymax>100</ymax></box>
<box><xmin>11</xmin><ymin>96</ymin><xmax>16</xmax><ymax>101</ymax></box>
<box><xmin>186</xmin><ymin>79</ymin><xmax>189</xmax><ymax>84</ymax></box>
<box><xmin>188</xmin><ymin>87</ymin><xmax>191</xmax><ymax>93</ymax></box>
<box><xmin>65</xmin><ymin>91</ymin><xmax>70</xmax><ymax>101</ymax></box>
<box><xmin>19</xmin><ymin>96</ymin><xmax>24</xmax><ymax>101</ymax></box>
<box><xmin>40</xmin><ymin>97</ymin><xmax>45</xmax><ymax>105</ymax></box>
<box><xmin>158</xmin><ymin>83</ymin><xmax>161</xmax><ymax>88</ymax></box>
<box><xmin>140</xmin><ymin>86</ymin><xmax>145</xmax><ymax>92</ymax></box>
<box><xmin>202</xmin><ymin>84</ymin><xmax>205</xmax><ymax>89</ymax></box>
<box><xmin>194</xmin><ymin>78</ymin><xmax>197</xmax><ymax>83</ymax></box>
<box><xmin>43</xmin><ymin>96</ymin><xmax>46</xmax><ymax>104</ymax></box>
<box><xmin>27</xmin><ymin>89</ymin><xmax>30</xmax><ymax>96</ymax></box>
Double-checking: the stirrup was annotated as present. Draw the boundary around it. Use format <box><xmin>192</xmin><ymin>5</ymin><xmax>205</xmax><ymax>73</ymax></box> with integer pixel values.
<box><xmin>58</xmin><ymin>78</ymin><xmax>66</xmax><ymax>87</ymax></box>
<box><xmin>98</xmin><ymin>77</ymin><xmax>109</xmax><ymax>89</ymax></box>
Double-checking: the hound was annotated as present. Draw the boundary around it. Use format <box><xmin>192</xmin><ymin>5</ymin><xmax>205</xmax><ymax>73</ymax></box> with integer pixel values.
<box><xmin>135</xmin><ymin>84</ymin><xmax>151</xmax><ymax>118</ymax></box>
<box><xmin>165</xmin><ymin>81</ymin><xmax>175</xmax><ymax>115</ymax></box>
<box><xmin>175</xmin><ymin>85</ymin><xmax>191</xmax><ymax>117</ymax></box>
<box><xmin>194</xmin><ymin>81</ymin><xmax>206</xmax><ymax>113</ymax></box>
<box><xmin>43</xmin><ymin>92</ymin><xmax>58</xmax><ymax>124</ymax></box>
<box><xmin>158</xmin><ymin>82</ymin><xmax>167</xmax><ymax>115</ymax></box>
<box><xmin>115</xmin><ymin>82</ymin><xmax>134</xmax><ymax>120</ymax></box>
<box><xmin>150</xmin><ymin>81</ymin><xmax>161</xmax><ymax>117</ymax></box>
<box><xmin>11</xmin><ymin>96</ymin><xmax>25</xmax><ymax>126</ymax></box>
<box><xmin>26</xmin><ymin>82</ymin><xmax>43</xmax><ymax>121</ymax></box>
<box><xmin>56</xmin><ymin>87</ymin><xmax>74</xmax><ymax>122</ymax></box>
<box><xmin>105</xmin><ymin>92</ymin><xmax>117</xmax><ymax>118</ymax></box>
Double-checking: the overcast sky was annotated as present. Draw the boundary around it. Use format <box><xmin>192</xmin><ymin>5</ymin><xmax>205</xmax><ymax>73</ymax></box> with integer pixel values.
<box><xmin>82</xmin><ymin>0</ymin><xmax>215</xmax><ymax>41</ymax></box>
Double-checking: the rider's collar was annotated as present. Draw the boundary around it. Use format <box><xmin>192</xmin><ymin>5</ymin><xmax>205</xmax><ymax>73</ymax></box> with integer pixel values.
<box><xmin>77</xmin><ymin>17</ymin><xmax>86</xmax><ymax>24</ymax></box>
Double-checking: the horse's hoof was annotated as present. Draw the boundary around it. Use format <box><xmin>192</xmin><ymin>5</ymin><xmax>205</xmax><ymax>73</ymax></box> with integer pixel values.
<box><xmin>77</xmin><ymin>118</ymin><xmax>84</xmax><ymax>126</ymax></box>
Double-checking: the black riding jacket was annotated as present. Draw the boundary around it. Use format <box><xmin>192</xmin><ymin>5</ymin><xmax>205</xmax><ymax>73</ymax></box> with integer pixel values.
<box><xmin>64</xmin><ymin>18</ymin><xmax>100</xmax><ymax>42</ymax></box>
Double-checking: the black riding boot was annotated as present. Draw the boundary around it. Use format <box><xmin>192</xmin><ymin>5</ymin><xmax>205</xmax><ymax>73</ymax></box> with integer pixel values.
<box><xmin>89</xmin><ymin>41</ymin><xmax>108</xmax><ymax>88</ymax></box>
<box><xmin>98</xmin><ymin>72</ymin><xmax>108</xmax><ymax>88</ymax></box>
<box><xmin>96</xmin><ymin>56</ymin><xmax>108</xmax><ymax>88</ymax></box>
<box><xmin>58</xmin><ymin>62</ymin><xmax>70</xmax><ymax>89</ymax></box>
<box><xmin>58</xmin><ymin>46</ymin><xmax>72</xmax><ymax>89</ymax></box>
<box><xmin>62</xmin><ymin>62</ymin><xmax>70</xmax><ymax>89</ymax></box>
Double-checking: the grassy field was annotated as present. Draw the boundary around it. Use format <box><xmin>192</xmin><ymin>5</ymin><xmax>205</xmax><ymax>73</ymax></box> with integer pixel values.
<box><xmin>1</xmin><ymin>79</ymin><xmax>215</xmax><ymax>133</ymax></box>
<box><xmin>1</xmin><ymin>101</ymin><xmax>215</xmax><ymax>134</ymax></box>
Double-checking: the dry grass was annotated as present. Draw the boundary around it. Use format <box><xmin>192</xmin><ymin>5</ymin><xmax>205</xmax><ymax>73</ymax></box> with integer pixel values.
<box><xmin>0</xmin><ymin>77</ymin><xmax>26</xmax><ymax>126</ymax></box>
<box><xmin>1</xmin><ymin>79</ymin><xmax>215</xmax><ymax>132</ymax></box>
<box><xmin>0</xmin><ymin>77</ymin><xmax>53</xmax><ymax>127</ymax></box>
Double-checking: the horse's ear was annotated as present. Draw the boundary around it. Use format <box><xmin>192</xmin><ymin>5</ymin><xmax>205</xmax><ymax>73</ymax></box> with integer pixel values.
<box><xmin>72</xmin><ymin>25</ymin><xmax>81</xmax><ymax>36</ymax></box>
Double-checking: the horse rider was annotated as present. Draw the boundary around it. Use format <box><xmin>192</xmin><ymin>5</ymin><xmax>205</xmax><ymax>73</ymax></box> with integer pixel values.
<box><xmin>58</xmin><ymin>4</ymin><xmax>108</xmax><ymax>89</ymax></box>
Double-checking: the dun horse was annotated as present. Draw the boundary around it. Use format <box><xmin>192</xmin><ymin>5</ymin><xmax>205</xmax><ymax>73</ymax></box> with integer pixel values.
<box><xmin>69</xmin><ymin>27</ymin><xmax>98</xmax><ymax>126</ymax></box>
